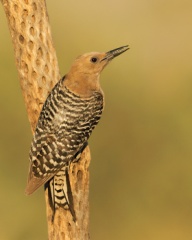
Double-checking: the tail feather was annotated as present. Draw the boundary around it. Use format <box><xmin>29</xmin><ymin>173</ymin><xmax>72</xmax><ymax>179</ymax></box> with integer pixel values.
<box><xmin>47</xmin><ymin>165</ymin><xmax>76</xmax><ymax>221</ymax></box>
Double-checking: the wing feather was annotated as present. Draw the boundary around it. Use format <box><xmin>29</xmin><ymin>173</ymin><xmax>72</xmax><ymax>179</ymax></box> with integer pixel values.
<box><xmin>25</xmin><ymin>82</ymin><xmax>103</xmax><ymax>195</ymax></box>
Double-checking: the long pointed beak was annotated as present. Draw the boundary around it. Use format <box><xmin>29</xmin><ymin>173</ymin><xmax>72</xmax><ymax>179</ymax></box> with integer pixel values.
<box><xmin>101</xmin><ymin>45</ymin><xmax>129</xmax><ymax>61</ymax></box>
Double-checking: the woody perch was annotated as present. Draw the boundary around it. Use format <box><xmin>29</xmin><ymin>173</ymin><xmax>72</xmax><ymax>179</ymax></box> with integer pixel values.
<box><xmin>25</xmin><ymin>45</ymin><xmax>129</xmax><ymax>221</ymax></box>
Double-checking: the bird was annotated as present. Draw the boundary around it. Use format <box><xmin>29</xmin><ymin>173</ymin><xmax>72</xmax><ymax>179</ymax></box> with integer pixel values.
<box><xmin>25</xmin><ymin>45</ymin><xmax>129</xmax><ymax>221</ymax></box>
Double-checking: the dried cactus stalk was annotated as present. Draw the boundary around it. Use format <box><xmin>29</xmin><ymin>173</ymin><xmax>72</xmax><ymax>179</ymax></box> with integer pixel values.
<box><xmin>1</xmin><ymin>0</ymin><xmax>90</xmax><ymax>239</ymax></box>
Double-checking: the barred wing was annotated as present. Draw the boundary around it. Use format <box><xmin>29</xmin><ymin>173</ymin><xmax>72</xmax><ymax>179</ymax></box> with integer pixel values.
<box><xmin>25</xmin><ymin>78</ymin><xmax>103</xmax><ymax>195</ymax></box>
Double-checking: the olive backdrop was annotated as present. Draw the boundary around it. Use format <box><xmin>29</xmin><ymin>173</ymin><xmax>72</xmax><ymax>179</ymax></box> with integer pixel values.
<box><xmin>0</xmin><ymin>1</ymin><xmax>192</xmax><ymax>239</ymax></box>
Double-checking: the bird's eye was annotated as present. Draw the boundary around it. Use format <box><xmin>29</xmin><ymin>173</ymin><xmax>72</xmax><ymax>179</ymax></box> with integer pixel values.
<box><xmin>90</xmin><ymin>57</ymin><xmax>98</xmax><ymax>63</ymax></box>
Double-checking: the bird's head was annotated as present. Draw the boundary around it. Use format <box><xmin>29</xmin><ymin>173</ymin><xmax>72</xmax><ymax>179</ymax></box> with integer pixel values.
<box><xmin>64</xmin><ymin>45</ymin><xmax>129</xmax><ymax>97</ymax></box>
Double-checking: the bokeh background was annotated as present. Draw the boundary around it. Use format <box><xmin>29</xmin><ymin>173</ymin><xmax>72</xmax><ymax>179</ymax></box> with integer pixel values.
<box><xmin>1</xmin><ymin>0</ymin><xmax>192</xmax><ymax>239</ymax></box>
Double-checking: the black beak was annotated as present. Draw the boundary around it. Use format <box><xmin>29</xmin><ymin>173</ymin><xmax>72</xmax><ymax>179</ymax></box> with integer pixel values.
<box><xmin>102</xmin><ymin>45</ymin><xmax>129</xmax><ymax>61</ymax></box>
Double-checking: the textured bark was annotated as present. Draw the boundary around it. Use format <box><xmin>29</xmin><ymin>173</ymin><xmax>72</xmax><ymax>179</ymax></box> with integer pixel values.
<box><xmin>1</xmin><ymin>0</ymin><xmax>90</xmax><ymax>239</ymax></box>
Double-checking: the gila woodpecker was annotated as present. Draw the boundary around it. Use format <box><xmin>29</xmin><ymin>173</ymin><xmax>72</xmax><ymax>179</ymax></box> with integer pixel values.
<box><xmin>25</xmin><ymin>45</ymin><xmax>129</xmax><ymax>220</ymax></box>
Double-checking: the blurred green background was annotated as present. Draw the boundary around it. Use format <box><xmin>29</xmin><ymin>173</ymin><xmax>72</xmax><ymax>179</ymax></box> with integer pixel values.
<box><xmin>1</xmin><ymin>0</ymin><xmax>192</xmax><ymax>239</ymax></box>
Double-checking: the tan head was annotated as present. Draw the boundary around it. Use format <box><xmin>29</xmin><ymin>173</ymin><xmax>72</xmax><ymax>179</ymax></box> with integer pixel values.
<box><xmin>64</xmin><ymin>45</ymin><xmax>129</xmax><ymax>97</ymax></box>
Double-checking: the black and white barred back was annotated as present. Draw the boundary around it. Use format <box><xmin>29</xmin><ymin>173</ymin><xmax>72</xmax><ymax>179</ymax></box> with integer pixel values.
<box><xmin>27</xmin><ymin>76</ymin><xmax>104</xmax><ymax>219</ymax></box>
